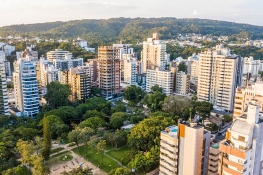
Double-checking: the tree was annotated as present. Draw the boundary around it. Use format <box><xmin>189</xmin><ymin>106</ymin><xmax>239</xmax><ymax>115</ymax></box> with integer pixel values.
<box><xmin>44</xmin><ymin>81</ymin><xmax>71</xmax><ymax>109</ymax></box>
<box><xmin>111</xmin><ymin>104</ymin><xmax>126</xmax><ymax>114</ymax></box>
<box><xmin>96</xmin><ymin>140</ymin><xmax>106</xmax><ymax>168</ymax></box>
<box><xmin>128</xmin><ymin>146</ymin><xmax>159</xmax><ymax>173</ymax></box>
<box><xmin>109</xmin><ymin>167</ymin><xmax>130</xmax><ymax>175</ymax></box>
<box><xmin>83</xmin><ymin>110</ymin><xmax>106</xmax><ymax>119</ymax></box>
<box><xmin>162</xmin><ymin>95</ymin><xmax>193</xmax><ymax>116</ymax></box>
<box><xmin>68</xmin><ymin>127</ymin><xmax>82</xmax><ymax>153</ymax></box>
<box><xmin>39</xmin><ymin>115</ymin><xmax>68</xmax><ymax>138</ymax></box>
<box><xmin>195</xmin><ymin>101</ymin><xmax>213</xmax><ymax>120</ymax></box>
<box><xmin>89</xmin><ymin>137</ymin><xmax>98</xmax><ymax>163</ymax></box>
<box><xmin>143</xmin><ymin>92</ymin><xmax>166</xmax><ymax>111</ymax></box>
<box><xmin>42</xmin><ymin>116</ymin><xmax>51</xmax><ymax>160</ymax></box>
<box><xmin>222</xmin><ymin>115</ymin><xmax>232</xmax><ymax>123</ymax></box>
<box><xmin>113</xmin><ymin>130</ymin><xmax>128</xmax><ymax>148</ymax></box>
<box><xmin>78</xmin><ymin>117</ymin><xmax>105</xmax><ymax>131</ymax></box>
<box><xmin>14</xmin><ymin>127</ymin><xmax>39</xmax><ymax>141</ymax></box>
<box><xmin>60</xmin><ymin>167</ymin><xmax>93</xmax><ymax>175</ymax></box>
<box><xmin>206</xmin><ymin>123</ymin><xmax>219</xmax><ymax>132</ymax></box>
<box><xmin>110</xmin><ymin>112</ymin><xmax>126</xmax><ymax>129</ymax></box>
<box><xmin>128</xmin><ymin>116</ymin><xmax>175</xmax><ymax>151</ymax></box>
<box><xmin>85</xmin><ymin>97</ymin><xmax>112</xmax><ymax>115</ymax></box>
<box><xmin>79</xmin><ymin>127</ymin><xmax>94</xmax><ymax>158</ymax></box>
<box><xmin>150</xmin><ymin>85</ymin><xmax>163</xmax><ymax>93</ymax></box>
<box><xmin>3</xmin><ymin>166</ymin><xmax>32</xmax><ymax>175</ymax></box>
<box><xmin>177</xmin><ymin>63</ymin><xmax>187</xmax><ymax>73</ymax></box>
<box><xmin>31</xmin><ymin>155</ymin><xmax>50</xmax><ymax>175</ymax></box>
<box><xmin>16</xmin><ymin>140</ymin><xmax>35</xmax><ymax>165</ymax></box>
<box><xmin>123</xmin><ymin>85</ymin><xmax>145</xmax><ymax>105</ymax></box>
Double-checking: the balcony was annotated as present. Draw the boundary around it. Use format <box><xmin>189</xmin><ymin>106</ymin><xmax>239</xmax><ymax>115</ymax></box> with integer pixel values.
<box><xmin>219</xmin><ymin>142</ymin><xmax>247</xmax><ymax>159</ymax></box>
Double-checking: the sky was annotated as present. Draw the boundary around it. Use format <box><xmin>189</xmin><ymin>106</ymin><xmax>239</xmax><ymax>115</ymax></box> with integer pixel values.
<box><xmin>1</xmin><ymin>0</ymin><xmax>263</xmax><ymax>27</ymax></box>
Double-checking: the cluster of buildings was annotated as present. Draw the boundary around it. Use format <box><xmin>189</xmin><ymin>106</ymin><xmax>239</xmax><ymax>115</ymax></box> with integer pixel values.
<box><xmin>160</xmin><ymin>83</ymin><xmax>263</xmax><ymax>174</ymax></box>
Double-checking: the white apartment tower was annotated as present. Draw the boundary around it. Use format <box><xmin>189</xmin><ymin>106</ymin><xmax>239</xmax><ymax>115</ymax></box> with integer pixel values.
<box><xmin>141</xmin><ymin>33</ymin><xmax>169</xmax><ymax>72</ymax></box>
<box><xmin>146</xmin><ymin>69</ymin><xmax>174</xmax><ymax>96</ymax></box>
<box><xmin>13</xmin><ymin>58</ymin><xmax>39</xmax><ymax>117</ymax></box>
<box><xmin>243</xmin><ymin>56</ymin><xmax>261</xmax><ymax>75</ymax></box>
<box><xmin>121</xmin><ymin>54</ymin><xmax>137</xmax><ymax>86</ymax></box>
<box><xmin>188</xmin><ymin>54</ymin><xmax>199</xmax><ymax>88</ymax></box>
<box><xmin>218</xmin><ymin>102</ymin><xmax>263</xmax><ymax>175</ymax></box>
<box><xmin>197</xmin><ymin>45</ymin><xmax>243</xmax><ymax>112</ymax></box>
<box><xmin>160</xmin><ymin>122</ymin><xmax>211</xmax><ymax>175</ymax></box>
<box><xmin>46</xmin><ymin>49</ymin><xmax>72</xmax><ymax>61</ymax></box>
<box><xmin>0</xmin><ymin>62</ymin><xmax>8</xmax><ymax>115</ymax></box>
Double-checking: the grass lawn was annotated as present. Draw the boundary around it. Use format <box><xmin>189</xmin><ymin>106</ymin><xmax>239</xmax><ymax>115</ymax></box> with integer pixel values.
<box><xmin>107</xmin><ymin>146</ymin><xmax>130</xmax><ymax>165</ymax></box>
<box><xmin>59</xmin><ymin>154</ymin><xmax>73</xmax><ymax>161</ymax></box>
<box><xmin>72</xmin><ymin>145</ymin><xmax>120</xmax><ymax>173</ymax></box>
<box><xmin>48</xmin><ymin>151</ymin><xmax>71</xmax><ymax>166</ymax></box>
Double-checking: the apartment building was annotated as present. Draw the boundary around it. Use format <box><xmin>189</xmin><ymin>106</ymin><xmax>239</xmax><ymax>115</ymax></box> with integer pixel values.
<box><xmin>0</xmin><ymin>62</ymin><xmax>8</xmax><ymax>115</ymax></box>
<box><xmin>160</xmin><ymin>122</ymin><xmax>211</xmax><ymax>175</ymax></box>
<box><xmin>68</xmin><ymin>67</ymin><xmax>91</xmax><ymax>102</ymax></box>
<box><xmin>0</xmin><ymin>51</ymin><xmax>11</xmax><ymax>76</ymax></box>
<box><xmin>208</xmin><ymin>143</ymin><xmax>220</xmax><ymax>175</ymax></box>
<box><xmin>175</xmin><ymin>71</ymin><xmax>190</xmax><ymax>95</ymax></box>
<box><xmin>243</xmin><ymin>56</ymin><xmax>261</xmax><ymax>75</ymax></box>
<box><xmin>233</xmin><ymin>82</ymin><xmax>263</xmax><ymax>119</ymax></box>
<box><xmin>18</xmin><ymin>47</ymin><xmax>38</xmax><ymax>61</ymax></box>
<box><xmin>53</xmin><ymin>54</ymin><xmax>83</xmax><ymax>71</ymax></box>
<box><xmin>141</xmin><ymin>33</ymin><xmax>170</xmax><ymax>72</ymax></box>
<box><xmin>197</xmin><ymin>45</ymin><xmax>243</xmax><ymax>112</ymax></box>
<box><xmin>218</xmin><ymin>101</ymin><xmax>263</xmax><ymax>175</ymax></box>
<box><xmin>46</xmin><ymin>49</ymin><xmax>73</xmax><ymax>61</ymax></box>
<box><xmin>146</xmin><ymin>69</ymin><xmax>174</xmax><ymax>96</ymax></box>
<box><xmin>188</xmin><ymin>54</ymin><xmax>199</xmax><ymax>89</ymax></box>
<box><xmin>120</xmin><ymin>54</ymin><xmax>137</xmax><ymax>86</ymax></box>
<box><xmin>98</xmin><ymin>46</ymin><xmax>120</xmax><ymax>98</ymax></box>
<box><xmin>83</xmin><ymin>59</ymin><xmax>98</xmax><ymax>83</ymax></box>
<box><xmin>13</xmin><ymin>58</ymin><xmax>39</xmax><ymax>117</ymax></box>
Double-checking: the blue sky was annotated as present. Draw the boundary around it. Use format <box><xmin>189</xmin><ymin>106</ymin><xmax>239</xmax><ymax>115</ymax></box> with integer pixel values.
<box><xmin>1</xmin><ymin>0</ymin><xmax>263</xmax><ymax>27</ymax></box>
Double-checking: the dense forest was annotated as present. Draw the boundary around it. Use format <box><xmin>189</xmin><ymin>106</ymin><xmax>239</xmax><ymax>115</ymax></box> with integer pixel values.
<box><xmin>1</xmin><ymin>18</ymin><xmax>263</xmax><ymax>44</ymax></box>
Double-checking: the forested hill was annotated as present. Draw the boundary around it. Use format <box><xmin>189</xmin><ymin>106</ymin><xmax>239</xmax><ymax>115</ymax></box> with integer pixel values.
<box><xmin>1</xmin><ymin>17</ymin><xmax>263</xmax><ymax>43</ymax></box>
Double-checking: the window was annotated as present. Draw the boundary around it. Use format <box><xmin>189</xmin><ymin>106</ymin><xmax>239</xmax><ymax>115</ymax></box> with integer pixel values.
<box><xmin>238</xmin><ymin>136</ymin><xmax>245</xmax><ymax>142</ymax></box>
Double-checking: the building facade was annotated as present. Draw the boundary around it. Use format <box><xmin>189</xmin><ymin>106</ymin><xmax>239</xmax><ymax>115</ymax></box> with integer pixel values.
<box><xmin>146</xmin><ymin>69</ymin><xmax>174</xmax><ymax>96</ymax></box>
<box><xmin>0</xmin><ymin>62</ymin><xmax>8</xmax><ymax>115</ymax></box>
<box><xmin>218</xmin><ymin>102</ymin><xmax>263</xmax><ymax>175</ymax></box>
<box><xmin>160</xmin><ymin>122</ymin><xmax>211</xmax><ymax>175</ymax></box>
<box><xmin>13</xmin><ymin>58</ymin><xmax>39</xmax><ymax>117</ymax></box>
<box><xmin>175</xmin><ymin>71</ymin><xmax>190</xmax><ymax>95</ymax></box>
<box><xmin>46</xmin><ymin>49</ymin><xmax>73</xmax><ymax>61</ymax></box>
<box><xmin>233</xmin><ymin>82</ymin><xmax>263</xmax><ymax>119</ymax></box>
<box><xmin>98</xmin><ymin>46</ymin><xmax>120</xmax><ymax>99</ymax></box>
<box><xmin>141</xmin><ymin>33</ymin><xmax>169</xmax><ymax>73</ymax></box>
<box><xmin>197</xmin><ymin>45</ymin><xmax>243</xmax><ymax>112</ymax></box>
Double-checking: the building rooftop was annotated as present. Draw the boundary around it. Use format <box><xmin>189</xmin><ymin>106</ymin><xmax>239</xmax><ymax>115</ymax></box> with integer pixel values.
<box><xmin>161</xmin><ymin>125</ymin><xmax>178</xmax><ymax>138</ymax></box>
<box><xmin>230</xmin><ymin>119</ymin><xmax>252</xmax><ymax>136</ymax></box>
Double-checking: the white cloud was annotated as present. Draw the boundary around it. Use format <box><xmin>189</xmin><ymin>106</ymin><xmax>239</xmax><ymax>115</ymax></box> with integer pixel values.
<box><xmin>193</xmin><ymin>10</ymin><xmax>199</xmax><ymax>16</ymax></box>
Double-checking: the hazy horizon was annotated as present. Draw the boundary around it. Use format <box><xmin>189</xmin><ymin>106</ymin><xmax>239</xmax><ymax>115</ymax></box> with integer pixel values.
<box><xmin>1</xmin><ymin>0</ymin><xmax>263</xmax><ymax>27</ymax></box>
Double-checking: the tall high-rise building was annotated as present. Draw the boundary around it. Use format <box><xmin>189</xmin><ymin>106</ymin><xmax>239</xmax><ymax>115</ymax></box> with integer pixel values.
<box><xmin>46</xmin><ymin>49</ymin><xmax>72</xmax><ymax>62</ymax></box>
<box><xmin>120</xmin><ymin>54</ymin><xmax>137</xmax><ymax>86</ymax></box>
<box><xmin>98</xmin><ymin>46</ymin><xmax>120</xmax><ymax>99</ymax></box>
<box><xmin>197</xmin><ymin>45</ymin><xmax>243</xmax><ymax>112</ymax></box>
<box><xmin>233</xmin><ymin>82</ymin><xmax>263</xmax><ymax>119</ymax></box>
<box><xmin>146</xmin><ymin>69</ymin><xmax>174</xmax><ymax>96</ymax></box>
<box><xmin>159</xmin><ymin>122</ymin><xmax>211</xmax><ymax>175</ymax></box>
<box><xmin>188</xmin><ymin>54</ymin><xmax>199</xmax><ymax>89</ymax></box>
<box><xmin>243</xmin><ymin>56</ymin><xmax>261</xmax><ymax>76</ymax></box>
<box><xmin>0</xmin><ymin>62</ymin><xmax>8</xmax><ymax>115</ymax></box>
<box><xmin>52</xmin><ymin>54</ymin><xmax>83</xmax><ymax>71</ymax></box>
<box><xmin>218</xmin><ymin>101</ymin><xmax>263</xmax><ymax>175</ymax></box>
<box><xmin>13</xmin><ymin>58</ymin><xmax>39</xmax><ymax>117</ymax></box>
<box><xmin>141</xmin><ymin>33</ymin><xmax>170</xmax><ymax>72</ymax></box>
<box><xmin>175</xmin><ymin>71</ymin><xmax>190</xmax><ymax>95</ymax></box>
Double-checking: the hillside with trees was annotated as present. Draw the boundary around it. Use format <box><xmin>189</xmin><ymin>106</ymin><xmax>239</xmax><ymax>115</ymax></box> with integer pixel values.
<box><xmin>1</xmin><ymin>18</ymin><xmax>263</xmax><ymax>44</ymax></box>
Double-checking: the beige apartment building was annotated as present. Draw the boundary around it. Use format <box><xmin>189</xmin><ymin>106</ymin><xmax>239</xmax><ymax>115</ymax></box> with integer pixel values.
<box><xmin>98</xmin><ymin>46</ymin><xmax>120</xmax><ymax>99</ymax></box>
<box><xmin>175</xmin><ymin>71</ymin><xmax>190</xmax><ymax>95</ymax></box>
<box><xmin>141</xmin><ymin>33</ymin><xmax>169</xmax><ymax>72</ymax></box>
<box><xmin>160</xmin><ymin>122</ymin><xmax>211</xmax><ymax>175</ymax></box>
<box><xmin>233</xmin><ymin>82</ymin><xmax>263</xmax><ymax>119</ymax></box>
<box><xmin>218</xmin><ymin>101</ymin><xmax>263</xmax><ymax>175</ymax></box>
<box><xmin>197</xmin><ymin>45</ymin><xmax>243</xmax><ymax>112</ymax></box>
<box><xmin>146</xmin><ymin>69</ymin><xmax>174</xmax><ymax>96</ymax></box>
